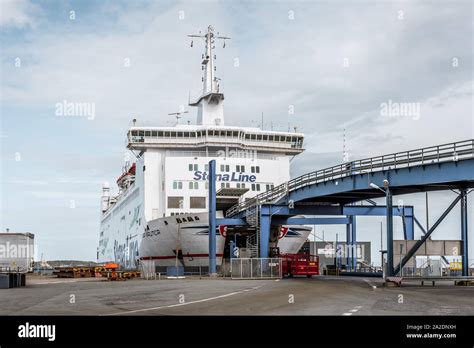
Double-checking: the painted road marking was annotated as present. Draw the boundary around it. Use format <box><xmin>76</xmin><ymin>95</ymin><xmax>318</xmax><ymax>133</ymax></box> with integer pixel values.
<box><xmin>103</xmin><ymin>285</ymin><xmax>264</xmax><ymax>316</ymax></box>
<box><xmin>343</xmin><ymin>305</ymin><xmax>362</xmax><ymax>315</ymax></box>
<box><xmin>33</xmin><ymin>279</ymin><xmax>98</xmax><ymax>285</ymax></box>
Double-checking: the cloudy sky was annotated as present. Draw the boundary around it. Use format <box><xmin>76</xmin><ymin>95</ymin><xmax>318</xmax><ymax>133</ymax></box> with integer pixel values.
<box><xmin>1</xmin><ymin>0</ymin><xmax>472</xmax><ymax>263</ymax></box>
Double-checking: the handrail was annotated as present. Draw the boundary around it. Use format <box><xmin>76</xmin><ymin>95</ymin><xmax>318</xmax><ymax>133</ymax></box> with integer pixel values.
<box><xmin>226</xmin><ymin>139</ymin><xmax>474</xmax><ymax>217</ymax></box>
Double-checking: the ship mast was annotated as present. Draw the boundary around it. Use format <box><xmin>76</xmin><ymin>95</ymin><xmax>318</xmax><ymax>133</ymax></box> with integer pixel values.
<box><xmin>188</xmin><ymin>25</ymin><xmax>230</xmax><ymax>126</ymax></box>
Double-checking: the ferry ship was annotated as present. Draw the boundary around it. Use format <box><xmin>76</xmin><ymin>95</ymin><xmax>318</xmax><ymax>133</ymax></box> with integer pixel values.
<box><xmin>98</xmin><ymin>26</ymin><xmax>310</xmax><ymax>271</ymax></box>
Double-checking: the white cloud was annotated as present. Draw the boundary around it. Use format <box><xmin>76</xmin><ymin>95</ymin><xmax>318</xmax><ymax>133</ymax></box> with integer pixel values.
<box><xmin>0</xmin><ymin>0</ymin><xmax>41</xmax><ymax>29</ymax></box>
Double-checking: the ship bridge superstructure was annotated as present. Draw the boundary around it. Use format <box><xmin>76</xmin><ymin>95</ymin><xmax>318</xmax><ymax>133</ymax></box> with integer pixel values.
<box><xmin>127</xmin><ymin>125</ymin><xmax>304</xmax><ymax>155</ymax></box>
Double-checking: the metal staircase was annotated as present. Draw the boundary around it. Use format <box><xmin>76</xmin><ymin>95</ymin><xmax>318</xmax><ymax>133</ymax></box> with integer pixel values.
<box><xmin>246</xmin><ymin>233</ymin><xmax>259</xmax><ymax>258</ymax></box>
<box><xmin>245</xmin><ymin>205</ymin><xmax>260</xmax><ymax>258</ymax></box>
<box><xmin>245</xmin><ymin>205</ymin><xmax>259</xmax><ymax>225</ymax></box>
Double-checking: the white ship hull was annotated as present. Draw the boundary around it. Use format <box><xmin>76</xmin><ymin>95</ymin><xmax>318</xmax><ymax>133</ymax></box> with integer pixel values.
<box><xmin>99</xmin><ymin>209</ymin><xmax>311</xmax><ymax>269</ymax></box>
<box><xmin>139</xmin><ymin>212</ymin><xmax>226</xmax><ymax>267</ymax></box>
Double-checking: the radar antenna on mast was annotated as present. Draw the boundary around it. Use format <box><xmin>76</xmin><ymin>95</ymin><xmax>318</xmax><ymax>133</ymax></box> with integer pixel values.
<box><xmin>188</xmin><ymin>25</ymin><xmax>230</xmax><ymax>95</ymax></box>
<box><xmin>168</xmin><ymin>110</ymin><xmax>189</xmax><ymax>125</ymax></box>
<box><xmin>187</xmin><ymin>25</ymin><xmax>230</xmax><ymax>126</ymax></box>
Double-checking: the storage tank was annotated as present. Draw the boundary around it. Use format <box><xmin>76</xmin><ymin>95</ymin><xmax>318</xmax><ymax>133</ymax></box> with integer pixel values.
<box><xmin>0</xmin><ymin>232</ymin><xmax>35</xmax><ymax>272</ymax></box>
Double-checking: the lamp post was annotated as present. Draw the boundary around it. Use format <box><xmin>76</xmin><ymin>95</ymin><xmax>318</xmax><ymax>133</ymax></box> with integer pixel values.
<box><xmin>370</xmin><ymin>180</ymin><xmax>393</xmax><ymax>276</ymax></box>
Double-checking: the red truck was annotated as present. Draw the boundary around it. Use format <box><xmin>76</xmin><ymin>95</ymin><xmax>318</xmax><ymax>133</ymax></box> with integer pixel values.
<box><xmin>281</xmin><ymin>253</ymin><xmax>319</xmax><ymax>278</ymax></box>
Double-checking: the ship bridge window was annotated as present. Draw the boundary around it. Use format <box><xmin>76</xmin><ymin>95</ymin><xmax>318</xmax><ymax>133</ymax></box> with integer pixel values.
<box><xmin>251</xmin><ymin>134</ymin><xmax>256</xmax><ymax>140</ymax></box>
<box><xmin>165</xmin><ymin>131</ymin><xmax>170</xmax><ymax>137</ymax></box>
<box><xmin>269</xmin><ymin>135</ymin><xmax>274</xmax><ymax>141</ymax></box>
<box><xmin>139</xmin><ymin>130</ymin><xmax>145</xmax><ymax>136</ymax></box>
<box><xmin>152</xmin><ymin>131</ymin><xmax>157</xmax><ymax>137</ymax></box>
<box><xmin>145</xmin><ymin>131</ymin><xmax>151</xmax><ymax>136</ymax></box>
<box><xmin>168</xmin><ymin>196</ymin><xmax>183</xmax><ymax>209</ymax></box>
<box><xmin>190</xmin><ymin>197</ymin><xmax>206</xmax><ymax>209</ymax></box>
<box><xmin>158</xmin><ymin>131</ymin><xmax>163</xmax><ymax>137</ymax></box>
<box><xmin>226</xmin><ymin>131</ymin><xmax>232</xmax><ymax>137</ymax></box>
<box><xmin>232</xmin><ymin>131</ymin><xmax>239</xmax><ymax>137</ymax></box>
<box><xmin>245</xmin><ymin>134</ymin><xmax>250</xmax><ymax>140</ymax></box>
<box><xmin>263</xmin><ymin>135</ymin><xmax>268</xmax><ymax>141</ymax></box>
<box><xmin>257</xmin><ymin>134</ymin><xmax>262</xmax><ymax>140</ymax></box>
<box><xmin>177</xmin><ymin>132</ymin><xmax>183</xmax><ymax>137</ymax></box>
<box><xmin>131</xmin><ymin>130</ymin><xmax>138</xmax><ymax>136</ymax></box>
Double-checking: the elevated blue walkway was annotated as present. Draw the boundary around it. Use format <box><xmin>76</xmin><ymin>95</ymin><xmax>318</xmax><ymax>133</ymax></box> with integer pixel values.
<box><xmin>209</xmin><ymin>140</ymin><xmax>474</xmax><ymax>277</ymax></box>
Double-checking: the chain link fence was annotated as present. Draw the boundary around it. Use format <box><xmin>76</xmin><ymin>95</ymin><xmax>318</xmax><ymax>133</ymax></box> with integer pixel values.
<box><xmin>222</xmin><ymin>258</ymin><xmax>282</xmax><ymax>279</ymax></box>
<box><xmin>396</xmin><ymin>258</ymin><xmax>474</xmax><ymax>277</ymax></box>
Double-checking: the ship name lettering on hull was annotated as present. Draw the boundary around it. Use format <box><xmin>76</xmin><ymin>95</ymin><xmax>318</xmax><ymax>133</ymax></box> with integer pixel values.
<box><xmin>193</xmin><ymin>171</ymin><xmax>256</xmax><ymax>182</ymax></box>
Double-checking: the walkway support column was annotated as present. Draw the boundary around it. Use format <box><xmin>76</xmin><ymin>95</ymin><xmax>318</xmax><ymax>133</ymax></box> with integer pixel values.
<box><xmin>208</xmin><ymin>160</ymin><xmax>217</xmax><ymax>276</ymax></box>
<box><xmin>461</xmin><ymin>189</ymin><xmax>469</xmax><ymax>276</ymax></box>
<box><xmin>259</xmin><ymin>211</ymin><xmax>271</xmax><ymax>258</ymax></box>
<box><xmin>386</xmin><ymin>187</ymin><xmax>394</xmax><ymax>276</ymax></box>
<box><xmin>351</xmin><ymin>216</ymin><xmax>357</xmax><ymax>271</ymax></box>
<box><xmin>404</xmin><ymin>213</ymin><xmax>415</xmax><ymax>240</ymax></box>
<box><xmin>346</xmin><ymin>217</ymin><xmax>351</xmax><ymax>269</ymax></box>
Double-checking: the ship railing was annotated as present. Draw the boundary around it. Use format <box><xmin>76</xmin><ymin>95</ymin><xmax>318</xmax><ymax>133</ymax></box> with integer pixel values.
<box><xmin>127</xmin><ymin>132</ymin><xmax>304</xmax><ymax>150</ymax></box>
<box><xmin>226</xmin><ymin>139</ymin><xmax>474</xmax><ymax>217</ymax></box>
<box><xmin>128</xmin><ymin>136</ymin><xmax>303</xmax><ymax>151</ymax></box>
